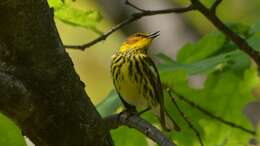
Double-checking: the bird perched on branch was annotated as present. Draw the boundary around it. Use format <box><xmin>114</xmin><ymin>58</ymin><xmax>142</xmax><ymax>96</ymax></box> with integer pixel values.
<box><xmin>111</xmin><ymin>31</ymin><xmax>180</xmax><ymax>131</ymax></box>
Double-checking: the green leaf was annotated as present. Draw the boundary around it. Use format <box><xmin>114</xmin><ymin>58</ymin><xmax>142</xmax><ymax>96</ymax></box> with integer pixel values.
<box><xmin>199</xmin><ymin>69</ymin><xmax>256</xmax><ymax>146</ymax></box>
<box><xmin>161</xmin><ymin>67</ymin><xmax>258</xmax><ymax>146</ymax></box>
<box><xmin>111</xmin><ymin>126</ymin><xmax>148</xmax><ymax>146</ymax></box>
<box><xmin>250</xmin><ymin>21</ymin><xmax>260</xmax><ymax>33</ymax></box>
<box><xmin>248</xmin><ymin>21</ymin><xmax>260</xmax><ymax>51</ymax></box>
<box><xmin>201</xmin><ymin>0</ymin><xmax>214</xmax><ymax>8</ymax></box>
<box><xmin>257</xmin><ymin>124</ymin><xmax>260</xmax><ymax>141</ymax></box>
<box><xmin>48</xmin><ymin>0</ymin><xmax>64</xmax><ymax>9</ymax></box>
<box><xmin>157</xmin><ymin>53</ymin><xmax>175</xmax><ymax>64</ymax></box>
<box><xmin>224</xmin><ymin>50</ymin><xmax>251</xmax><ymax>73</ymax></box>
<box><xmin>226</xmin><ymin>23</ymin><xmax>251</xmax><ymax>38</ymax></box>
<box><xmin>161</xmin><ymin>71</ymin><xmax>201</xmax><ymax>146</ymax></box>
<box><xmin>48</xmin><ymin>0</ymin><xmax>102</xmax><ymax>33</ymax></box>
<box><xmin>177</xmin><ymin>31</ymin><xmax>226</xmax><ymax>63</ymax></box>
<box><xmin>0</xmin><ymin>113</ymin><xmax>26</xmax><ymax>146</ymax></box>
<box><xmin>158</xmin><ymin>50</ymin><xmax>249</xmax><ymax>75</ymax></box>
<box><xmin>158</xmin><ymin>28</ymin><xmax>256</xmax><ymax>144</ymax></box>
<box><xmin>96</xmin><ymin>90</ymin><xmax>122</xmax><ymax>117</ymax></box>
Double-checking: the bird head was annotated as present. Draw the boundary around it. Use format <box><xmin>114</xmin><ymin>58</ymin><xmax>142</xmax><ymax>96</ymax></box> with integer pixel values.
<box><xmin>119</xmin><ymin>31</ymin><xmax>160</xmax><ymax>53</ymax></box>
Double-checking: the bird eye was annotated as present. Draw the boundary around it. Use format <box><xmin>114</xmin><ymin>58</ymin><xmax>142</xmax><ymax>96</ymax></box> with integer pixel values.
<box><xmin>135</xmin><ymin>33</ymin><xmax>145</xmax><ymax>37</ymax></box>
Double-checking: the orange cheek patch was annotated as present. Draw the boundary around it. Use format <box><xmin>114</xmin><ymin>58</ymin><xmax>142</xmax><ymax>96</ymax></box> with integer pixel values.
<box><xmin>126</xmin><ymin>37</ymin><xmax>139</xmax><ymax>44</ymax></box>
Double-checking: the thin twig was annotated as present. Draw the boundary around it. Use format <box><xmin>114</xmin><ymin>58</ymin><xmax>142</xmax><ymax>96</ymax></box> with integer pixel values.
<box><xmin>64</xmin><ymin>16</ymin><xmax>137</xmax><ymax>50</ymax></box>
<box><xmin>65</xmin><ymin>0</ymin><xmax>260</xmax><ymax>73</ymax></box>
<box><xmin>104</xmin><ymin>111</ymin><xmax>177</xmax><ymax>146</ymax></box>
<box><xmin>191</xmin><ymin>0</ymin><xmax>260</xmax><ymax>71</ymax></box>
<box><xmin>172</xmin><ymin>91</ymin><xmax>256</xmax><ymax>135</ymax></box>
<box><xmin>125</xmin><ymin>0</ymin><xmax>146</xmax><ymax>12</ymax></box>
<box><xmin>64</xmin><ymin>4</ymin><xmax>194</xmax><ymax>50</ymax></box>
<box><xmin>211</xmin><ymin>0</ymin><xmax>223</xmax><ymax>13</ymax></box>
<box><xmin>167</xmin><ymin>89</ymin><xmax>204</xmax><ymax>146</ymax></box>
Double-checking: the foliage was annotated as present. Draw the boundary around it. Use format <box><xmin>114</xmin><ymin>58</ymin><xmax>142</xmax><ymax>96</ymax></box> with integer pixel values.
<box><xmin>248</xmin><ymin>21</ymin><xmax>260</xmax><ymax>51</ymax></box>
<box><xmin>48</xmin><ymin>0</ymin><xmax>102</xmax><ymax>34</ymax></box>
<box><xmin>1</xmin><ymin>20</ymin><xmax>258</xmax><ymax>146</ymax></box>
<box><xmin>111</xmin><ymin>126</ymin><xmax>148</xmax><ymax>146</ymax></box>
<box><xmin>0</xmin><ymin>114</ymin><xmax>26</xmax><ymax>146</ymax></box>
<box><xmin>97</xmin><ymin>90</ymin><xmax>122</xmax><ymax>117</ymax></box>
<box><xmin>98</xmin><ymin>22</ymin><xmax>260</xmax><ymax>146</ymax></box>
<box><xmin>156</xmin><ymin>23</ymin><xmax>259</xmax><ymax>146</ymax></box>
<box><xmin>1</xmin><ymin>0</ymin><xmax>260</xmax><ymax>146</ymax></box>
<box><xmin>176</xmin><ymin>31</ymin><xmax>227</xmax><ymax>64</ymax></box>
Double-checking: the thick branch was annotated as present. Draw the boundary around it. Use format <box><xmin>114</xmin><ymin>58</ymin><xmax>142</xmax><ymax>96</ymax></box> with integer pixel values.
<box><xmin>0</xmin><ymin>0</ymin><xmax>112</xmax><ymax>146</ymax></box>
<box><xmin>0</xmin><ymin>69</ymin><xmax>35</xmax><ymax>124</ymax></box>
<box><xmin>105</xmin><ymin>111</ymin><xmax>176</xmax><ymax>146</ymax></box>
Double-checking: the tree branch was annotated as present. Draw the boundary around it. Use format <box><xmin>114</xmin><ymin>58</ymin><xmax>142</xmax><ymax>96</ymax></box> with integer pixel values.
<box><xmin>64</xmin><ymin>4</ymin><xmax>194</xmax><ymax>50</ymax></box>
<box><xmin>105</xmin><ymin>111</ymin><xmax>177</xmax><ymax>146</ymax></box>
<box><xmin>167</xmin><ymin>89</ymin><xmax>204</xmax><ymax>146</ymax></box>
<box><xmin>191</xmin><ymin>0</ymin><xmax>260</xmax><ymax>71</ymax></box>
<box><xmin>210</xmin><ymin>0</ymin><xmax>223</xmax><ymax>13</ymax></box>
<box><xmin>125</xmin><ymin>0</ymin><xmax>146</xmax><ymax>12</ymax></box>
<box><xmin>66</xmin><ymin>0</ymin><xmax>260</xmax><ymax>73</ymax></box>
<box><xmin>0</xmin><ymin>0</ymin><xmax>113</xmax><ymax>146</ymax></box>
<box><xmin>0</xmin><ymin>68</ymin><xmax>35</xmax><ymax>124</ymax></box>
<box><xmin>172</xmin><ymin>91</ymin><xmax>256</xmax><ymax>135</ymax></box>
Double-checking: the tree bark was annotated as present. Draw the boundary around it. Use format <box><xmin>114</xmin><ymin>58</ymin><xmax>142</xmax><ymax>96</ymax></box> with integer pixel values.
<box><xmin>0</xmin><ymin>0</ymin><xmax>113</xmax><ymax>146</ymax></box>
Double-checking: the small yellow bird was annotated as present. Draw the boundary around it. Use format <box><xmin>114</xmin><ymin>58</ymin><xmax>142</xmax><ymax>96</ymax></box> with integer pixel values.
<box><xmin>111</xmin><ymin>31</ymin><xmax>180</xmax><ymax>131</ymax></box>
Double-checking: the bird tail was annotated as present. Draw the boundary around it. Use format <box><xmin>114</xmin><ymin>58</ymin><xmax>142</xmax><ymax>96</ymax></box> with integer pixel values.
<box><xmin>153</xmin><ymin>105</ymin><xmax>181</xmax><ymax>132</ymax></box>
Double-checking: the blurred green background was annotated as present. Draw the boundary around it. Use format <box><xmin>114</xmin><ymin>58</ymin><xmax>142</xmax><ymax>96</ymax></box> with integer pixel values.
<box><xmin>59</xmin><ymin>0</ymin><xmax>260</xmax><ymax>104</ymax></box>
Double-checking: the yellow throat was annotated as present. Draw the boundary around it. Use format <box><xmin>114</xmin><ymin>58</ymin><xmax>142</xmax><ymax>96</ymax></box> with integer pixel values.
<box><xmin>119</xmin><ymin>31</ymin><xmax>160</xmax><ymax>53</ymax></box>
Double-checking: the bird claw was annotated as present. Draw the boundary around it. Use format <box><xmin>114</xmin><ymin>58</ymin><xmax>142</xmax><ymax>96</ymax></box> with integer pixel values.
<box><xmin>118</xmin><ymin>108</ymin><xmax>138</xmax><ymax>121</ymax></box>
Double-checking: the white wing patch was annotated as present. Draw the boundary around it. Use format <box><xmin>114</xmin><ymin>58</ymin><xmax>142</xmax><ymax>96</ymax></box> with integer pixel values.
<box><xmin>149</xmin><ymin>65</ymin><xmax>158</xmax><ymax>78</ymax></box>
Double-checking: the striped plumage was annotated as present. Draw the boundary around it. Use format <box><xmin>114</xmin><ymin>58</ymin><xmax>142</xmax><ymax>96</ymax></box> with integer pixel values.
<box><xmin>111</xmin><ymin>32</ymin><xmax>180</xmax><ymax>131</ymax></box>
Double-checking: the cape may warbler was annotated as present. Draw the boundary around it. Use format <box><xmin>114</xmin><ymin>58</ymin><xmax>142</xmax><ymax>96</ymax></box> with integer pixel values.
<box><xmin>111</xmin><ymin>31</ymin><xmax>180</xmax><ymax>131</ymax></box>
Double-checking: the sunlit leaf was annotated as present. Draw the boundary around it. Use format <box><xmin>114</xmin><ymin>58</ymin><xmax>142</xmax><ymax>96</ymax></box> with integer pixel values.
<box><xmin>226</xmin><ymin>23</ymin><xmax>251</xmax><ymax>38</ymax></box>
<box><xmin>177</xmin><ymin>31</ymin><xmax>226</xmax><ymax>63</ymax></box>
<box><xmin>158</xmin><ymin>26</ymin><xmax>257</xmax><ymax>145</ymax></box>
<box><xmin>111</xmin><ymin>126</ymin><xmax>148</xmax><ymax>146</ymax></box>
<box><xmin>48</xmin><ymin>0</ymin><xmax>64</xmax><ymax>8</ymax></box>
<box><xmin>159</xmin><ymin>51</ymin><xmax>229</xmax><ymax>75</ymax></box>
<box><xmin>158</xmin><ymin>50</ymin><xmax>250</xmax><ymax>75</ymax></box>
<box><xmin>0</xmin><ymin>113</ymin><xmax>26</xmax><ymax>146</ymax></box>
<box><xmin>160</xmin><ymin>67</ymin><xmax>257</xmax><ymax>146</ymax></box>
<box><xmin>200</xmin><ymin>0</ymin><xmax>214</xmax><ymax>8</ymax></box>
<box><xmin>48</xmin><ymin>0</ymin><xmax>102</xmax><ymax>33</ymax></box>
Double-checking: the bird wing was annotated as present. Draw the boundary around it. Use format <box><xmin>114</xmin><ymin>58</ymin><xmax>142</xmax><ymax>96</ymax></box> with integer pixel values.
<box><xmin>140</xmin><ymin>54</ymin><xmax>170</xmax><ymax>129</ymax></box>
<box><xmin>140</xmin><ymin>55</ymin><xmax>163</xmax><ymax>105</ymax></box>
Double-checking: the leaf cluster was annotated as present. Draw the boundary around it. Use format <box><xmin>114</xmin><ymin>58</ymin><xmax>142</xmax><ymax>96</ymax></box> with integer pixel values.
<box><xmin>98</xmin><ymin>23</ymin><xmax>260</xmax><ymax>146</ymax></box>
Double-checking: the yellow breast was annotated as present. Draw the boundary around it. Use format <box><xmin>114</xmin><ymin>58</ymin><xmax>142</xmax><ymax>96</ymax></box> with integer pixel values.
<box><xmin>111</xmin><ymin>53</ymin><xmax>152</xmax><ymax>109</ymax></box>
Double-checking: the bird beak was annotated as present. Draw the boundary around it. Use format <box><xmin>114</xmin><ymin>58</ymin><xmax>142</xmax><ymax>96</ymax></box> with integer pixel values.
<box><xmin>148</xmin><ymin>31</ymin><xmax>160</xmax><ymax>39</ymax></box>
